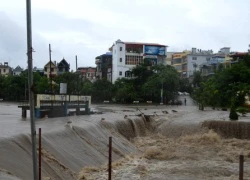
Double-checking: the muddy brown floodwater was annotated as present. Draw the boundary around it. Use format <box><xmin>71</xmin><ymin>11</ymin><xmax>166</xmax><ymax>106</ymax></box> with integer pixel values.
<box><xmin>0</xmin><ymin>96</ymin><xmax>250</xmax><ymax>180</ymax></box>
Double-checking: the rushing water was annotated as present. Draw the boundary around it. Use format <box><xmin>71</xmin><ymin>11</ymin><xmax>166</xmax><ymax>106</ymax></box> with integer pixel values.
<box><xmin>1</xmin><ymin>97</ymin><xmax>250</xmax><ymax>180</ymax></box>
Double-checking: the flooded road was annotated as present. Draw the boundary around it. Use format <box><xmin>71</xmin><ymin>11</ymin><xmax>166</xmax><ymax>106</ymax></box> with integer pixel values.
<box><xmin>0</xmin><ymin>96</ymin><xmax>250</xmax><ymax>179</ymax></box>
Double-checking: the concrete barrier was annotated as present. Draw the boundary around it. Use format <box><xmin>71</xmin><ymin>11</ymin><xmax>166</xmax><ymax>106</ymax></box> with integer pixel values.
<box><xmin>146</xmin><ymin>101</ymin><xmax>152</xmax><ymax>104</ymax></box>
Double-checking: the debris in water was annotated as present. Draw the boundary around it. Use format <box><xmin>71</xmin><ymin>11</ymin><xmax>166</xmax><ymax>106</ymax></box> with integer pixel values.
<box><xmin>64</xmin><ymin>120</ymin><xmax>72</xmax><ymax>128</ymax></box>
<box><xmin>162</xmin><ymin>110</ymin><xmax>168</xmax><ymax>114</ymax></box>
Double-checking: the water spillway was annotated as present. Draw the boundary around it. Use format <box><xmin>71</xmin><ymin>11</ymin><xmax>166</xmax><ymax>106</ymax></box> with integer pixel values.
<box><xmin>0</xmin><ymin>113</ymin><xmax>152</xmax><ymax>180</ymax></box>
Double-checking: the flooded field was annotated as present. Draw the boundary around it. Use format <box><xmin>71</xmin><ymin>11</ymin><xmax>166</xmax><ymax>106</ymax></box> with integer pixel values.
<box><xmin>0</xmin><ymin>97</ymin><xmax>250</xmax><ymax>180</ymax></box>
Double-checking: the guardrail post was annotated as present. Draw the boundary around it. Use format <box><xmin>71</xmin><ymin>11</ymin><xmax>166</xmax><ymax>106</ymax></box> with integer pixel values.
<box><xmin>39</xmin><ymin>128</ymin><xmax>42</xmax><ymax>180</ymax></box>
<box><xmin>239</xmin><ymin>155</ymin><xmax>244</xmax><ymax>180</ymax></box>
<box><xmin>22</xmin><ymin>108</ymin><xmax>27</xmax><ymax>118</ymax></box>
<box><xmin>108</xmin><ymin>136</ymin><xmax>112</xmax><ymax>180</ymax></box>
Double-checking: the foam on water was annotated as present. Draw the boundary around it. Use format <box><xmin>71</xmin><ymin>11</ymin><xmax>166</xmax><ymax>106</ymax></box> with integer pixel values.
<box><xmin>1</xmin><ymin>98</ymin><xmax>250</xmax><ymax>180</ymax></box>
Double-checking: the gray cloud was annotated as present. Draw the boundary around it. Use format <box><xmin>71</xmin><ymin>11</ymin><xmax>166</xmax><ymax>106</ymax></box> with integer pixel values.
<box><xmin>0</xmin><ymin>0</ymin><xmax>250</xmax><ymax>70</ymax></box>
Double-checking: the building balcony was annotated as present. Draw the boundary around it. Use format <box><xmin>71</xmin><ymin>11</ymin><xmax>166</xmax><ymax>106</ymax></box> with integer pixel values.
<box><xmin>126</xmin><ymin>52</ymin><xmax>143</xmax><ymax>56</ymax></box>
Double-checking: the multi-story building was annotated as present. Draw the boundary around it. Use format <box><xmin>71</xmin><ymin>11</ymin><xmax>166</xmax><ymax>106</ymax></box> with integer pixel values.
<box><xmin>110</xmin><ymin>39</ymin><xmax>167</xmax><ymax>83</ymax></box>
<box><xmin>44</xmin><ymin>61</ymin><xmax>57</xmax><ymax>78</ymax></box>
<box><xmin>57</xmin><ymin>58</ymin><xmax>70</xmax><ymax>75</ymax></box>
<box><xmin>0</xmin><ymin>62</ymin><xmax>11</xmax><ymax>76</ymax></box>
<box><xmin>186</xmin><ymin>48</ymin><xmax>214</xmax><ymax>78</ymax></box>
<box><xmin>171</xmin><ymin>51</ymin><xmax>190</xmax><ymax>78</ymax></box>
<box><xmin>77</xmin><ymin>67</ymin><xmax>96</xmax><ymax>82</ymax></box>
<box><xmin>95</xmin><ymin>52</ymin><xmax>112</xmax><ymax>81</ymax></box>
<box><xmin>172</xmin><ymin>48</ymin><xmax>213</xmax><ymax>78</ymax></box>
<box><xmin>166</xmin><ymin>52</ymin><xmax>176</xmax><ymax>65</ymax></box>
<box><xmin>199</xmin><ymin>47</ymin><xmax>244</xmax><ymax>77</ymax></box>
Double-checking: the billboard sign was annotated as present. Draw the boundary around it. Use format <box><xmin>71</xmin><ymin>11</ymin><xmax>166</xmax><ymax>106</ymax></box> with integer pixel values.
<box><xmin>144</xmin><ymin>46</ymin><xmax>166</xmax><ymax>56</ymax></box>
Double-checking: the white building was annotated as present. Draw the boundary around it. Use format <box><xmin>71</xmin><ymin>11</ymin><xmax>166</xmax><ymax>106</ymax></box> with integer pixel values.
<box><xmin>0</xmin><ymin>62</ymin><xmax>11</xmax><ymax>76</ymax></box>
<box><xmin>111</xmin><ymin>39</ymin><xmax>167</xmax><ymax>83</ymax></box>
<box><xmin>13</xmin><ymin>65</ymin><xmax>23</xmax><ymax>76</ymax></box>
<box><xmin>186</xmin><ymin>48</ymin><xmax>213</xmax><ymax>77</ymax></box>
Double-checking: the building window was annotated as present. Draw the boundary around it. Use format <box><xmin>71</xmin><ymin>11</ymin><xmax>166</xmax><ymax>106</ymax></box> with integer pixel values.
<box><xmin>44</xmin><ymin>67</ymin><xmax>47</xmax><ymax>71</ymax></box>
<box><xmin>120</xmin><ymin>47</ymin><xmax>122</xmax><ymax>51</ymax></box>
<box><xmin>51</xmin><ymin>68</ymin><xmax>54</xmax><ymax>72</ymax></box>
<box><xmin>125</xmin><ymin>71</ymin><xmax>132</xmax><ymax>77</ymax></box>
<box><xmin>192</xmin><ymin>57</ymin><xmax>197</xmax><ymax>60</ymax></box>
<box><xmin>172</xmin><ymin>58</ymin><xmax>182</xmax><ymax>64</ymax></box>
<box><xmin>3</xmin><ymin>69</ymin><xmax>6</xmax><ymax>73</ymax></box>
<box><xmin>120</xmin><ymin>58</ymin><xmax>122</xmax><ymax>62</ymax></box>
<box><xmin>119</xmin><ymin>71</ymin><xmax>122</xmax><ymax>76</ymax></box>
<box><xmin>125</xmin><ymin>55</ymin><xmax>143</xmax><ymax>65</ymax></box>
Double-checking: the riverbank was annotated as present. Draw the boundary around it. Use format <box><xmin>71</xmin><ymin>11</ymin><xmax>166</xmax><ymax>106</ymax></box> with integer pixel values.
<box><xmin>0</xmin><ymin>99</ymin><xmax>250</xmax><ymax>179</ymax></box>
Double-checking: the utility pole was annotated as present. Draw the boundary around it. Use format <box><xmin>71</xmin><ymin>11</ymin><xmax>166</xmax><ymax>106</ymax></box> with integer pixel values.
<box><xmin>76</xmin><ymin>55</ymin><xmax>79</xmax><ymax>115</ymax></box>
<box><xmin>49</xmin><ymin>44</ymin><xmax>52</xmax><ymax>94</ymax></box>
<box><xmin>76</xmin><ymin>55</ymin><xmax>78</xmax><ymax>94</ymax></box>
<box><xmin>26</xmin><ymin>0</ymin><xmax>38</xmax><ymax>179</ymax></box>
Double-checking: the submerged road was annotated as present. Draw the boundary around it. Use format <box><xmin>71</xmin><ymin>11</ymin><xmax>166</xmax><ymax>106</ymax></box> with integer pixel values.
<box><xmin>0</xmin><ymin>96</ymin><xmax>234</xmax><ymax>138</ymax></box>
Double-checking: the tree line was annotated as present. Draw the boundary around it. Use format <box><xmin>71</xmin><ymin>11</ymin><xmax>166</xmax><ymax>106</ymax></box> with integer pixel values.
<box><xmin>0</xmin><ymin>56</ymin><xmax>249</xmax><ymax>119</ymax></box>
<box><xmin>192</xmin><ymin>55</ymin><xmax>250</xmax><ymax>120</ymax></box>
<box><xmin>0</xmin><ymin>60</ymin><xmax>191</xmax><ymax>103</ymax></box>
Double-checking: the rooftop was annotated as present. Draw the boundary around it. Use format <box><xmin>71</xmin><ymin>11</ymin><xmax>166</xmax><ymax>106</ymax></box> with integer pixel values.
<box><xmin>124</xmin><ymin>42</ymin><xmax>167</xmax><ymax>47</ymax></box>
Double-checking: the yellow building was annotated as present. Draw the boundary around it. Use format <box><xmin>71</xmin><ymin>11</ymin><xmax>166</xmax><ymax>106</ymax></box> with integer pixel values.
<box><xmin>172</xmin><ymin>51</ymin><xmax>190</xmax><ymax>77</ymax></box>
<box><xmin>44</xmin><ymin>61</ymin><xmax>57</xmax><ymax>78</ymax></box>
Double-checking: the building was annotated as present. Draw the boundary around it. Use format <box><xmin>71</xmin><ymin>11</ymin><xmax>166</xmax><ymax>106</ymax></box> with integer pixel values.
<box><xmin>166</xmin><ymin>52</ymin><xmax>176</xmax><ymax>65</ymax></box>
<box><xmin>198</xmin><ymin>47</ymin><xmax>245</xmax><ymax>77</ymax></box>
<box><xmin>95</xmin><ymin>52</ymin><xmax>112</xmax><ymax>81</ymax></box>
<box><xmin>186</xmin><ymin>48</ymin><xmax>214</xmax><ymax>78</ymax></box>
<box><xmin>77</xmin><ymin>67</ymin><xmax>96</xmax><ymax>82</ymax></box>
<box><xmin>44</xmin><ymin>61</ymin><xmax>57</xmax><ymax>78</ymax></box>
<box><xmin>0</xmin><ymin>62</ymin><xmax>11</xmax><ymax>76</ymax></box>
<box><xmin>13</xmin><ymin>65</ymin><xmax>23</xmax><ymax>76</ymax></box>
<box><xmin>57</xmin><ymin>58</ymin><xmax>70</xmax><ymax>75</ymax></box>
<box><xmin>171</xmin><ymin>51</ymin><xmax>191</xmax><ymax>78</ymax></box>
<box><xmin>110</xmin><ymin>39</ymin><xmax>167</xmax><ymax>83</ymax></box>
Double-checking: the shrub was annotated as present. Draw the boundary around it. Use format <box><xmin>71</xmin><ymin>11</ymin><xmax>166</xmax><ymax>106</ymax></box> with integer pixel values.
<box><xmin>229</xmin><ymin>108</ymin><xmax>238</xmax><ymax>120</ymax></box>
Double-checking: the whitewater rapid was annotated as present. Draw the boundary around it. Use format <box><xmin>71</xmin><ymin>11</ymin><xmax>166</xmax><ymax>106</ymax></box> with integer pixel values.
<box><xmin>1</xmin><ymin>96</ymin><xmax>248</xmax><ymax>180</ymax></box>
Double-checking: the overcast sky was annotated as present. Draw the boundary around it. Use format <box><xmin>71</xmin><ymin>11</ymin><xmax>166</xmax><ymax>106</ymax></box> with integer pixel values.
<box><xmin>0</xmin><ymin>0</ymin><xmax>250</xmax><ymax>71</ymax></box>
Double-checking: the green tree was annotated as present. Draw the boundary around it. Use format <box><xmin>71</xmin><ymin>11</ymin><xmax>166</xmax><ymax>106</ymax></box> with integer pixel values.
<box><xmin>142</xmin><ymin>64</ymin><xmax>180</xmax><ymax>103</ymax></box>
<box><xmin>192</xmin><ymin>55</ymin><xmax>250</xmax><ymax>115</ymax></box>
<box><xmin>92</xmin><ymin>79</ymin><xmax>114</xmax><ymax>102</ymax></box>
<box><xmin>54</xmin><ymin>72</ymin><xmax>78</xmax><ymax>94</ymax></box>
<box><xmin>79</xmin><ymin>79</ymin><xmax>93</xmax><ymax>95</ymax></box>
<box><xmin>114</xmin><ymin>78</ymin><xmax>137</xmax><ymax>103</ymax></box>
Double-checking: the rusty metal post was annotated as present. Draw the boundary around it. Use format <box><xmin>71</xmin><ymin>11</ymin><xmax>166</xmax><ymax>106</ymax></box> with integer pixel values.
<box><xmin>239</xmin><ymin>155</ymin><xmax>244</xmax><ymax>180</ymax></box>
<box><xmin>108</xmin><ymin>136</ymin><xmax>112</xmax><ymax>180</ymax></box>
<box><xmin>39</xmin><ymin>128</ymin><xmax>42</xmax><ymax>180</ymax></box>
